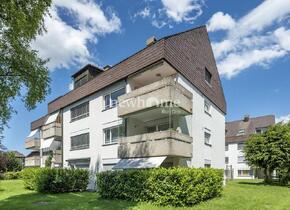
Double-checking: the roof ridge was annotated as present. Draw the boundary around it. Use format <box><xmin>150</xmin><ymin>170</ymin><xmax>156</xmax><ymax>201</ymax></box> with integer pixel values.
<box><xmin>226</xmin><ymin>114</ymin><xmax>275</xmax><ymax>124</ymax></box>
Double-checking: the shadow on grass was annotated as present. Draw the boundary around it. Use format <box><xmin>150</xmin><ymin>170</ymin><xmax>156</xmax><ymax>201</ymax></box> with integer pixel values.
<box><xmin>0</xmin><ymin>191</ymin><xmax>138</xmax><ymax>210</ymax></box>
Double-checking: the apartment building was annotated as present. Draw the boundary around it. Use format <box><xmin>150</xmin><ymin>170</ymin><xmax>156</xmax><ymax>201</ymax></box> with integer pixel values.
<box><xmin>24</xmin><ymin>26</ymin><xmax>226</xmax><ymax>185</ymax></box>
<box><xmin>225</xmin><ymin>115</ymin><xmax>275</xmax><ymax>179</ymax></box>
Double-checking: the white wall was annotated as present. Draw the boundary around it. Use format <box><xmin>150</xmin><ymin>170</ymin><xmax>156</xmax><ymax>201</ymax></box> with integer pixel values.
<box><xmin>225</xmin><ymin>143</ymin><xmax>254</xmax><ymax>179</ymax></box>
<box><xmin>62</xmin><ymin>80</ymin><xmax>125</xmax><ymax>189</ymax></box>
<box><xmin>176</xmin><ymin>74</ymin><xmax>225</xmax><ymax>169</ymax></box>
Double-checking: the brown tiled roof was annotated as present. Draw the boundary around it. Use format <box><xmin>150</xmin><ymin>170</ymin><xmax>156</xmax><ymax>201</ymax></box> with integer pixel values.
<box><xmin>31</xmin><ymin>115</ymin><xmax>47</xmax><ymax>131</ymax></box>
<box><xmin>226</xmin><ymin>115</ymin><xmax>275</xmax><ymax>143</ymax></box>
<box><xmin>31</xmin><ymin>26</ymin><xmax>226</xmax><ymax>130</ymax></box>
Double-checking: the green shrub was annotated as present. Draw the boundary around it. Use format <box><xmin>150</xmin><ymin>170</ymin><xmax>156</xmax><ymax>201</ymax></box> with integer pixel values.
<box><xmin>4</xmin><ymin>171</ymin><xmax>22</xmax><ymax>180</ymax></box>
<box><xmin>97</xmin><ymin>167</ymin><xmax>223</xmax><ymax>207</ymax></box>
<box><xmin>21</xmin><ymin>168</ymin><xmax>89</xmax><ymax>193</ymax></box>
<box><xmin>21</xmin><ymin>168</ymin><xmax>42</xmax><ymax>190</ymax></box>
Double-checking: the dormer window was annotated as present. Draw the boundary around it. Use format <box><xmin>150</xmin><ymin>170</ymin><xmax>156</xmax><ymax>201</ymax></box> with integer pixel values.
<box><xmin>237</xmin><ymin>129</ymin><xmax>245</xmax><ymax>136</ymax></box>
<box><xmin>205</xmin><ymin>68</ymin><xmax>212</xmax><ymax>84</ymax></box>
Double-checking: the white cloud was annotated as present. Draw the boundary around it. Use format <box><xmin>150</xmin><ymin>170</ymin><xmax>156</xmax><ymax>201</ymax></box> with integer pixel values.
<box><xmin>31</xmin><ymin>0</ymin><xmax>121</xmax><ymax>71</ymax></box>
<box><xmin>69</xmin><ymin>82</ymin><xmax>74</xmax><ymax>91</ymax></box>
<box><xmin>207</xmin><ymin>12</ymin><xmax>235</xmax><ymax>32</ymax></box>
<box><xmin>134</xmin><ymin>7</ymin><xmax>151</xmax><ymax>19</ymax></box>
<box><xmin>218</xmin><ymin>48</ymin><xmax>286</xmax><ymax>78</ymax></box>
<box><xmin>132</xmin><ymin>0</ymin><xmax>204</xmax><ymax>28</ymax></box>
<box><xmin>274</xmin><ymin>27</ymin><xmax>290</xmax><ymax>51</ymax></box>
<box><xmin>161</xmin><ymin>0</ymin><xmax>203</xmax><ymax>23</ymax></box>
<box><xmin>276</xmin><ymin>114</ymin><xmax>290</xmax><ymax>124</ymax></box>
<box><xmin>209</xmin><ymin>0</ymin><xmax>290</xmax><ymax>79</ymax></box>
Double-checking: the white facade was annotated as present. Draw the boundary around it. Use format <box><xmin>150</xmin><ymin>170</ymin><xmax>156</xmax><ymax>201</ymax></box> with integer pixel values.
<box><xmin>225</xmin><ymin>142</ymin><xmax>254</xmax><ymax>179</ymax></box>
<box><xmin>60</xmin><ymin>62</ymin><xmax>225</xmax><ymax>182</ymax></box>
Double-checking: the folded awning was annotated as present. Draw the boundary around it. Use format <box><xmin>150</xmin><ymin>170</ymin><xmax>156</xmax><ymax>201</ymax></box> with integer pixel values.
<box><xmin>113</xmin><ymin>156</ymin><xmax>167</xmax><ymax>170</ymax></box>
<box><xmin>45</xmin><ymin>111</ymin><xmax>59</xmax><ymax>125</ymax></box>
<box><xmin>26</xmin><ymin>129</ymin><xmax>40</xmax><ymax>139</ymax></box>
<box><xmin>41</xmin><ymin>138</ymin><xmax>61</xmax><ymax>150</ymax></box>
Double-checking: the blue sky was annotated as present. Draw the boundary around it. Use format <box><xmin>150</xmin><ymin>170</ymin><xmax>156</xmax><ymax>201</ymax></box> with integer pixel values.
<box><xmin>3</xmin><ymin>0</ymin><xmax>290</xmax><ymax>154</ymax></box>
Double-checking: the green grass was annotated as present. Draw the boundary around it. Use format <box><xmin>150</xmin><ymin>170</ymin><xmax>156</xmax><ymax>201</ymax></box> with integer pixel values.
<box><xmin>0</xmin><ymin>179</ymin><xmax>289</xmax><ymax>210</ymax></box>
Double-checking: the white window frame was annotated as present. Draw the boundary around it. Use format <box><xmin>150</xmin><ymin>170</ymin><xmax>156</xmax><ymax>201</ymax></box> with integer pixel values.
<box><xmin>103</xmin><ymin>87</ymin><xmax>125</xmax><ymax>110</ymax></box>
<box><xmin>237</xmin><ymin>155</ymin><xmax>246</xmax><ymax>163</ymax></box>
<box><xmin>204</xmin><ymin>128</ymin><xmax>211</xmax><ymax>146</ymax></box>
<box><xmin>238</xmin><ymin>170</ymin><xmax>252</xmax><ymax>177</ymax></box>
<box><xmin>237</xmin><ymin>129</ymin><xmax>245</xmax><ymax>136</ymax></box>
<box><xmin>237</xmin><ymin>143</ymin><xmax>244</xmax><ymax>150</ymax></box>
<box><xmin>103</xmin><ymin>126</ymin><xmax>120</xmax><ymax>145</ymax></box>
<box><xmin>70</xmin><ymin>101</ymin><xmax>89</xmax><ymax>122</ymax></box>
<box><xmin>204</xmin><ymin>100</ymin><xmax>212</xmax><ymax>116</ymax></box>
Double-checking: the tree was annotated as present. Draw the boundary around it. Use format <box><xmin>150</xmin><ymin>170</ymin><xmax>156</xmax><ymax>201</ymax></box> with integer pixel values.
<box><xmin>0</xmin><ymin>151</ymin><xmax>9</xmax><ymax>173</ymax></box>
<box><xmin>45</xmin><ymin>152</ymin><xmax>52</xmax><ymax>168</ymax></box>
<box><xmin>6</xmin><ymin>151</ymin><xmax>22</xmax><ymax>171</ymax></box>
<box><xmin>245</xmin><ymin>124</ymin><xmax>290</xmax><ymax>185</ymax></box>
<box><xmin>0</xmin><ymin>0</ymin><xmax>52</xmax><ymax>144</ymax></box>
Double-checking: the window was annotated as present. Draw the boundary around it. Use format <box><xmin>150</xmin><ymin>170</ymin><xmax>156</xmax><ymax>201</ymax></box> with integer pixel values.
<box><xmin>146</xmin><ymin>123</ymin><xmax>170</xmax><ymax>133</ymax></box>
<box><xmin>256</xmin><ymin>127</ymin><xmax>267</xmax><ymax>134</ymax></box>
<box><xmin>238</xmin><ymin>155</ymin><xmax>246</xmax><ymax>163</ymax></box>
<box><xmin>237</xmin><ymin>129</ymin><xmax>245</xmax><ymax>136</ymax></box>
<box><xmin>225</xmin><ymin>157</ymin><xmax>229</xmax><ymax>164</ymax></box>
<box><xmin>205</xmin><ymin>68</ymin><xmax>212</xmax><ymax>84</ymax></box>
<box><xmin>237</xmin><ymin>143</ymin><xmax>244</xmax><ymax>150</ymax></box>
<box><xmin>68</xmin><ymin>158</ymin><xmax>90</xmax><ymax>169</ymax></box>
<box><xmin>225</xmin><ymin>144</ymin><xmax>229</xmax><ymax>151</ymax></box>
<box><xmin>104</xmin><ymin>126</ymin><xmax>124</xmax><ymax>144</ymax></box>
<box><xmin>103</xmin><ymin>164</ymin><xmax>116</xmax><ymax>171</ymax></box>
<box><xmin>71</xmin><ymin>133</ymin><xmax>89</xmax><ymax>150</ymax></box>
<box><xmin>74</xmin><ymin>75</ymin><xmax>88</xmax><ymax>89</ymax></box>
<box><xmin>71</xmin><ymin>102</ymin><xmax>89</xmax><ymax>122</ymax></box>
<box><xmin>204</xmin><ymin>131</ymin><xmax>211</xmax><ymax>145</ymax></box>
<box><xmin>204</xmin><ymin>100</ymin><xmax>211</xmax><ymax>115</ymax></box>
<box><xmin>104</xmin><ymin>88</ymin><xmax>126</xmax><ymax>109</ymax></box>
<box><xmin>204</xmin><ymin>164</ymin><xmax>211</xmax><ymax>168</ymax></box>
<box><xmin>238</xmin><ymin>170</ymin><xmax>253</xmax><ymax>177</ymax></box>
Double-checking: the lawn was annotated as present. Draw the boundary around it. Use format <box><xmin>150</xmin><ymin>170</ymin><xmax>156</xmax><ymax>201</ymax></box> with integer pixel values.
<box><xmin>0</xmin><ymin>179</ymin><xmax>289</xmax><ymax>210</ymax></box>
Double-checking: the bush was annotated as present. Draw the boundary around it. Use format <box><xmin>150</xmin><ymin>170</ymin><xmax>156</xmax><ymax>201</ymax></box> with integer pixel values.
<box><xmin>97</xmin><ymin>167</ymin><xmax>223</xmax><ymax>207</ymax></box>
<box><xmin>4</xmin><ymin>171</ymin><xmax>22</xmax><ymax>180</ymax></box>
<box><xmin>21</xmin><ymin>168</ymin><xmax>89</xmax><ymax>193</ymax></box>
<box><xmin>21</xmin><ymin>168</ymin><xmax>42</xmax><ymax>190</ymax></box>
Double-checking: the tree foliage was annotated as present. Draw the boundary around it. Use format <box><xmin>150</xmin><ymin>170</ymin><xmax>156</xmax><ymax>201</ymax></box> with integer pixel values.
<box><xmin>0</xmin><ymin>0</ymin><xmax>52</xmax><ymax>141</ymax></box>
<box><xmin>0</xmin><ymin>151</ymin><xmax>22</xmax><ymax>173</ymax></box>
<box><xmin>245</xmin><ymin>124</ymin><xmax>290</xmax><ymax>185</ymax></box>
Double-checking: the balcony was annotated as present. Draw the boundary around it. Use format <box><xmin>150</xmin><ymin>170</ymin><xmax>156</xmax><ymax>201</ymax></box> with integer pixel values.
<box><xmin>52</xmin><ymin>150</ymin><xmax>62</xmax><ymax>165</ymax></box>
<box><xmin>118</xmin><ymin>77</ymin><xmax>193</xmax><ymax>117</ymax></box>
<box><xmin>118</xmin><ymin>130</ymin><xmax>192</xmax><ymax>158</ymax></box>
<box><xmin>25</xmin><ymin>138</ymin><xmax>40</xmax><ymax>149</ymax></box>
<box><xmin>42</xmin><ymin>122</ymin><xmax>62</xmax><ymax>139</ymax></box>
<box><xmin>25</xmin><ymin>156</ymin><xmax>40</xmax><ymax>167</ymax></box>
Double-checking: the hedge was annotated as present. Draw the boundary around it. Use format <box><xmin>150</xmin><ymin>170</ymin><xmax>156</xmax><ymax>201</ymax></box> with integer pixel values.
<box><xmin>4</xmin><ymin>171</ymin><xmax>22</xmax><ymax>180</ymax></box>
<box><xmin>21</xmin><ymin>168</ymin><xmax>89</xmax><ymax>193</ymax></box>
<box><xmin>97</xmin><ymin>167</ymin><xmax>223</xmax><ymax>207</ymax></box>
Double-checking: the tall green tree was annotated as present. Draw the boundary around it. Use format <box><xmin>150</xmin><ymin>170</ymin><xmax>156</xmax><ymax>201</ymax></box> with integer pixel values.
<box><xmin>245</xmin><ymin>124</ymin><xmax>290</xmax><ymax>185</ymax></box>
<box><xmin>0</xmin><ymin>0</ymin><xmax>52</xmax><ymax>143</ymax></box>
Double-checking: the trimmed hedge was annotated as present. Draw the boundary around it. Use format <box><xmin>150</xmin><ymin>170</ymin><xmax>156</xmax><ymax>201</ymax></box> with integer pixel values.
<box><xmin>4</xmin><ymin>171</ymin><xmax>22</xmax><ymax>180</ymax></box>
<box><xmin>97</xmin><ymin>167</ymin><xmax>223</xmax><ymax>207</ymax></box>
<box><xmin>21</xmin><ymin>168</ymin><xmax>89</xmax><ymax>193</ymax></box>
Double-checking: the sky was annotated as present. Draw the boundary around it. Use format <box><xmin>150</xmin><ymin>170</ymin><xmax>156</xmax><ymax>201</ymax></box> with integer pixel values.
<box><xmin>3</xmin><ymin>0</ymin><xmax>290</xmax><ymax>155</ymax></box>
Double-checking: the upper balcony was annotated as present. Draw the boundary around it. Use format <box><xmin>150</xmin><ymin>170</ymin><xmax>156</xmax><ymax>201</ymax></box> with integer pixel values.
<box><xmin>25</xmin><ymin>129</ymin><xmax>40</xmax><ymax>149</ymax></box>
<box><xmin>118</xmin><ymin>130</ymin><xmax>192</xmax><ymax>158</ymax></box>
<box><xmin>118</xmin><ymin>76</ymin><xmax>193</xmax><ymax>117</ymax></box>
<box><xmin>42</xmin><ymin>122</ymin><xmax>62</xmax><ymax>139</ymax></box>
<box><xmin>25</xmin><ymin>138</ymin><xmax>40</xmax><ymax>150</ymax></box>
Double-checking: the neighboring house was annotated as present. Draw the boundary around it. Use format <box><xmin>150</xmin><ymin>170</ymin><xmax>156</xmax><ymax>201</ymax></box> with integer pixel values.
<box><xmin>24</xmin><ymin>26</ymin><xmax>226</xmax><ymax>186</ymax></box>
<box><xmin>225</xmin><ymin>115</ymin><xmax>275</xmax><ymax>179</ymax></box>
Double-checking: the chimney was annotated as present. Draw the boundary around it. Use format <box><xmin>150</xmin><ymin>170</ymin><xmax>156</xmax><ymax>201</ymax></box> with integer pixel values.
<box><xmin>103</xmin><ymin>65</ymin><xmax>111</xmax><ymax>71</ymax></box>
<box><xmin>146</xmin><ymin>36</ymin><xmax>157</xmax><ymax>46</ymax></box>
<box><xmin>243</xmin><ymin>115</ymin><xmax>250</xmax><ymax>122</ymax></box>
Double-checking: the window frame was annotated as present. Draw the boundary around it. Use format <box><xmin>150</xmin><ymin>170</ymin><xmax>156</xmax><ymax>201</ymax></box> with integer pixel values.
<box><xmin>225</xmin><ymin>144</ymin><xmax>229</xmax><ymax>151</ymax></box>
<box><xmin>103</xmin><ymin>87</ymin><xmax>126</xmax><ymax>110</ymax></box>
<box><xmin>237</xmin><ymin>143</ymin><xmax>244</xmax><ymax>150</ymax></box>
<box><xmin>237</xmin><ymin>155</ymin><xmax>246</xmax><ymax>163</ymax></box>
<box><xmin>103</xmin><ymin>125</ymin><xmax>123</xmax><ymax>145</ymax></box>
<box><xmin>238</xmin><ymin>170</ymin><xmax>252</xmax><ymax>177</ymax></box>
<box><xmin>204</xmin><ymin>129</ymin><xmax>212</xmax><ymax>146</ymax></box>
<box><xmin>225</xmin><ymin>157</ymin><xmax>229</xmax><ymax>164</ymax></box>
<box><xmin>70</xmin><ymin>101</ymin><xmax>89</xmax><ymax>122</ymax></box>
<box><xmin>205</xmin><ymin>68</ymin><xmax>212</xmax><ymax>85</ymax></box>
<box><xmin>237</xmin><ymin>129</ymin><xmax>245</xmax><ymax>136</ymax></box>
<box><xmin>70</xmin><ymin>133</ymin><xmax>90</xmax><ymax>151</ymax></box>
<box><xmin>204</xmin><ymin>100</ymin><xmax>212</xmax><ymax>116</ymax></box>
